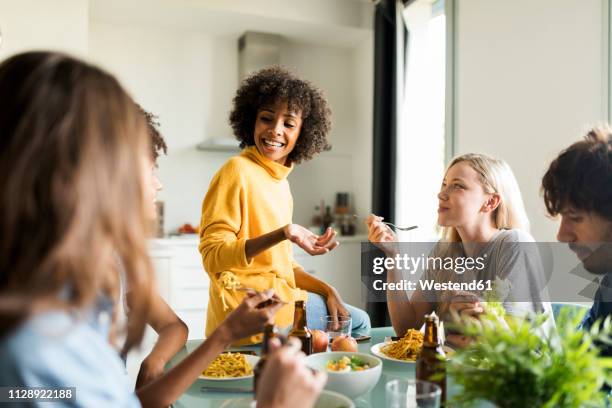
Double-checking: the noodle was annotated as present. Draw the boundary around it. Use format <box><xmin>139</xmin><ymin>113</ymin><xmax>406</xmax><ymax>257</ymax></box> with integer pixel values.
<box><xmin>219</xmin><ymin>271</ymin><xmax>240</xmax><ymax>290</ymax></box>
<box><xmin>218</xmin><ymin>271</ymin><xmax>241</xmax><ymax>311</ymax></box>
<box><xmin>381</xmin><ymin>329</ymin><xmax>423</xmax><ymax>361</ymax></box>
<box><xmin>202</xmin><ymin>352</ymin><xmax>253</xmax><ymax>378</ymax></box>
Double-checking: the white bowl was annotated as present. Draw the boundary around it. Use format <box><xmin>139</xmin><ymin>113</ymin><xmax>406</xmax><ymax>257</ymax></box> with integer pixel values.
<box><xmin>314</xmin><ymin>390</ymin><xmax>355</xmax><ymax>408</ymax></box>
<box><xmin>304</xmin><ymin>351</ymin><xmax>382</xmax><ymax>399</ymax></box>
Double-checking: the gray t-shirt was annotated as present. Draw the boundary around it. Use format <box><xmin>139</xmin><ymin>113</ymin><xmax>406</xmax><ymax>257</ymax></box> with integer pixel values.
<box><xmin>422</xmin><ymin>229</ymin><xmax>555</xmax><ymax>333</ymax></box>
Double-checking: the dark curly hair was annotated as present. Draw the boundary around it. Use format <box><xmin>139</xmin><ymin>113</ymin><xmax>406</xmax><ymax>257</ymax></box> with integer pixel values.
<box><xmin>542</xmin><ymin>126</ymin><xmax>612</xmax><ymax>220</ymax></box>
<box><xmin>137</xmin><ymin>104</ymin><xmax>167</xmax><ymax>163</ymax></box>
<box><xmin>229</xmin><ymin>66</ymin><xmax>331</xmax><ymax>164</ymax></box>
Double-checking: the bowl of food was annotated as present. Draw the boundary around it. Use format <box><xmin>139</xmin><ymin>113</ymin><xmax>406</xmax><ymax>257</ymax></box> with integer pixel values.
<box><xmin>304</xmin><ymin>351</ymin><xmax>382</xmax><ymax>399</ymax></box>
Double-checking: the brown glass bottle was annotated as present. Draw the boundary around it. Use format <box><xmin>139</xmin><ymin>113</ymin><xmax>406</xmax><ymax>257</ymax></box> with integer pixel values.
<box><xmin>253</xmin><ymin>324</ymin><xmax>277</xmax><ymax>395</ymax></box>
<box><xmin>322</xmin><ymin>205</ymin><xmax>334</xmax><ymax>231</ymax></box>
<box><xmin>416</xmin><ymin>313</ymin><xmax>446</xmax><ymax>403</ymax></box>
<box><xmin>288</xmin><ymin>300</ymin><xmax>312</xmax><ymax>355</ymax></box>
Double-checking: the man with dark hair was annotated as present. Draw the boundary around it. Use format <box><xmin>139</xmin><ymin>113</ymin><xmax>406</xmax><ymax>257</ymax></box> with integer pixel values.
<box><xmin>542</xmin><ymin>126</ymin><xmax>612</xmax><ymax>355</ymax></box>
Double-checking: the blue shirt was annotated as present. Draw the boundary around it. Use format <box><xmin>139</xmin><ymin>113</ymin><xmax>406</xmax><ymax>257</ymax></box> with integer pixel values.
<box><xmin>580</xmin><ymin>273</ymin><xmax>612</xmax><ymax>357</ymax></box>
<box><xmin>0</xmin><ymin>297</ymin><xmax>140</xmax><ymax>407</ymax></box>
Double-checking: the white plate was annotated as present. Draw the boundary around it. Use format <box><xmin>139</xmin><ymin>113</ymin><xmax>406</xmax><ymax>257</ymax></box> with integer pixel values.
<box><xmin>217</xmin><ymin>390</ymin><xmax>355</xmax><ymax>408</ymax></box>
<box><xmin>370</xmin><ymin>342</ymin><xmax>454</xmax><ymax>363</ymax></box>
<box><xmin>370</xmin><ymin>342</ymin><xmax>417</xmax><ymax>364</ymax></box>
<box><xmin>198</xmin><ymin>354</ymin><xmax>260</xmax><ymax>381</ymax></box>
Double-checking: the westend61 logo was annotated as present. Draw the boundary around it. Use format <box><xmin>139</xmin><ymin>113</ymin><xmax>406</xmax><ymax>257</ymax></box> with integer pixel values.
<box><xmin>372</xmin><ymin>253</ymin><xmax>487</xmax><ymax>275</ymax></box>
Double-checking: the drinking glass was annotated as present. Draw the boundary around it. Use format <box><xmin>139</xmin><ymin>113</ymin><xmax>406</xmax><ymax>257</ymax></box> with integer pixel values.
<box><xmin>386</xmin><ymin>379</ymin><xmax>441</xmax><ymax>408</ymax></box>
<box><xmin>321</xmin><ymin>315</ymin><xmax>351</xmax><ymax>339</ymax></box>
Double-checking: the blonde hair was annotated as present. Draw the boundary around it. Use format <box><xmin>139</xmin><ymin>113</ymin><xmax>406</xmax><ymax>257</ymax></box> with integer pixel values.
<box><xmin>440</xmin><ymin>153</ymin><xmax>530</xmax><ymax>242</ymax></box>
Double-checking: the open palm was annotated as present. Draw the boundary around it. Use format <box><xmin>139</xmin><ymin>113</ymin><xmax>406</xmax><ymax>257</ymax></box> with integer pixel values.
<box><xmin>284</xmin><ymin>224</ymin><xmax>339</xmax><ymax>255</ymax></box>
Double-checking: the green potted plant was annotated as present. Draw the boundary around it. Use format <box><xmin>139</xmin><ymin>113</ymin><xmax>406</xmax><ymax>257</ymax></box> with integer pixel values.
<box><xmin>447</xmin><ymin>309</ymin><xmax>612</xmax><ymax>407</ymax></box>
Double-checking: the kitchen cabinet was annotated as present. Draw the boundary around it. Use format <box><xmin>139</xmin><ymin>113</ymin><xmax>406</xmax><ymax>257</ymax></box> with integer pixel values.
<box><xmin>149</xmin><ymin>237</ymin><xmax>209</xmax><ymax>339</ymax></box>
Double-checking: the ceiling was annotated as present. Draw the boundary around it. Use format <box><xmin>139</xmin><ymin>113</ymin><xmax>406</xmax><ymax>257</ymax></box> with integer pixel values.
<box><xmin>90</xmin><ymin>0</ymin><xmax>374</xmax><ymax>48</ymax></box>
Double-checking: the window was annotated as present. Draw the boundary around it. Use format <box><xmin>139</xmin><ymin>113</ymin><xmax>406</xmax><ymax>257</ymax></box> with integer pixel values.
<box><xmin>395</xmin><ymin>0</ymin><xmax>453</xmax><ymax>240</ymax></box>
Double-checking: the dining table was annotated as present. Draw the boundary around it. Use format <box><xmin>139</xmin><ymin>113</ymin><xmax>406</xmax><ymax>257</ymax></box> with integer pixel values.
<box><xmin>168</xmin><ymin>326</ymin><xmax>485</xmax><ymax>408</ymax></box>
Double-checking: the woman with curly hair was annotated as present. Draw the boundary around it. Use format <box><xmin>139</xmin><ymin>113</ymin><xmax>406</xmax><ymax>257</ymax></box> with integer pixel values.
<box><xmin>199</xmin><ymin>66</ymin><xmax>370</xmax><ymax>345</ymax></box>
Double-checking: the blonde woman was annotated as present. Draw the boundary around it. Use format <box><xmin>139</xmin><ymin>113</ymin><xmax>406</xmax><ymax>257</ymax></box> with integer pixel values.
<box><xmin>367</xmin><ymin>153</ymin><xmax>553</xmax><ymax>341</ymax></box>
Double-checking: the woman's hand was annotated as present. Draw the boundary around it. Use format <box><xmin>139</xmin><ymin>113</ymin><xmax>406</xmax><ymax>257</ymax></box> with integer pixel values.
<box><xmin>443</xmin><ymin>291</ymin><xmax>483</xmax><ymax>349</ymax></box>
<box><xmin>365</xmin><ymin>214</ymin><xmax>398</xmax><ymax>256</ymax></box>
<box><xmin>217</xmin><ymin>289</ymin><xmax>284</xmax><ymax>343</ymax></box>
<box><xmin>325</xmin><ymin>289</ymin><xmax>350</xmax><ymax>331</ymax></box>
<box><xmin>447</xmin><ymin>290</ymin><xmax>484</xmax><ymax>321</ymax></box>
<box><xmin>284</xmin><ymin>224</ymin><xmax>339</xmax><ymax>255</ymax></box>
<box><xmin>256</xmin><ymin>337</ymin><xmax>327</xmax><ymax>408</ymax></box>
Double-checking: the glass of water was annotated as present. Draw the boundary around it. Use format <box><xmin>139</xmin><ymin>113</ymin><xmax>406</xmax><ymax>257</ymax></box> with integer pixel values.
<box><xmin>386</xmin><ymin>379</ymin><xmax>441</xmax><ymax>408</ymax></box>
<box><xmin>321</xmin><ymin>315</ymin><xmax>351</xmax><ymax>339</ymax></box>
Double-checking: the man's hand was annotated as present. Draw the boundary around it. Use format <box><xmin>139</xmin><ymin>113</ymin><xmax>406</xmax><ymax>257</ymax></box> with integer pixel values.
<box><xmin>284</xmin><ymin>224</ymin><xmax>339</xmax><ymax>255</ymax></box>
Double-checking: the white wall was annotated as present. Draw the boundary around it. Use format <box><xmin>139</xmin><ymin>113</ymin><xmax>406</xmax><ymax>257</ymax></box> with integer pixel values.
<box><xmin>0</xmin><ymin>0</ymin><xmax>88</xmax><ymax>59</ymax></box>
<box><xmin>89</xmin><ymin>22</ymin><xmax>232</xmax><ymax>232</ymax></box>
<box><xmin>281</xmin><ymin>38</ymin><xmax>373</xmax><ymax>232</ymax></box>
<box><xmin>351</xmin><ymin>37</ymin><xmax>374</xmax><ymax>231</ymax></box>
<box><xmin>282</xmin><ymin>42</ymin><xmax>362</xmax><ymax>228</ymax></box>
<box><xmin>455</xmin><ymin>0</ymin><xmax>605</xmax><ymax>241</ymax></box>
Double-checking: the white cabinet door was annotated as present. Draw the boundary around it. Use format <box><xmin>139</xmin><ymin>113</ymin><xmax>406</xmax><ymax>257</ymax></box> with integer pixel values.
<box><xmin>166</xmin><ymin>238</ymin><xmax>209</xmax><ymax>340</ymax></box>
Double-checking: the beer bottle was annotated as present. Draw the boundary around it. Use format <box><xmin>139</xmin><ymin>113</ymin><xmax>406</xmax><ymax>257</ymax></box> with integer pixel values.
<box><xmin>253</xmin><ymin>324</ymin><xmax>277</xmax><ymax>394</ymax></box>
<box><xmin>288</xmin><ymin>300</ymin><xmax>312</xmax><ymax>355</ymax></box>
<box><xmin>416</xmin><ymin>312</ymin><xmax>446</xmax><ymax>403</ymax></box>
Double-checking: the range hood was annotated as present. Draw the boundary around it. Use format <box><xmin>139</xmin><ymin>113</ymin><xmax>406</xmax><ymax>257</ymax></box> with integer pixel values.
<box><xmin>197</xmin><ymin>31</ymin><xmax>283</xmax><ymax>152</ymax></box>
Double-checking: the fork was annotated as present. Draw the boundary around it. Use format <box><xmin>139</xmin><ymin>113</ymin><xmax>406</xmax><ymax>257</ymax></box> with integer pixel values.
<box><xmin>352</xmin><ymin>214</ymin><xmax>418</xmax><ymax>231</ymax></box>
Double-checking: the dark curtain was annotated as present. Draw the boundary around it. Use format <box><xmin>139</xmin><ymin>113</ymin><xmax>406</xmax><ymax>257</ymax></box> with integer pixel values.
<box><xmin>367</xmin><ymin>0</ymin><xmax>401</xmax><ymax>328</ymax></box>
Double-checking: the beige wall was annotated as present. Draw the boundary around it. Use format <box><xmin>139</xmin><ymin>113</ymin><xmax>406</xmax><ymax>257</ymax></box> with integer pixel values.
<box><xmin>0</xmin><ymin>0</ymin><xmax>88</xmax><ymax>59</ymax></box>
<box><xmin>455</xmin><ymin>0</ymin><xmax>605</xmax><ymax>240</ymax></box>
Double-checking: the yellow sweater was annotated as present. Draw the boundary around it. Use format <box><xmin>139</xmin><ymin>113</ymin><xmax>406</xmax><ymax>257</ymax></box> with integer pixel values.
<box><xmin>199</xmin><ymin>146</ymin><xmax>307</xmax><ymax>344</ymax></box>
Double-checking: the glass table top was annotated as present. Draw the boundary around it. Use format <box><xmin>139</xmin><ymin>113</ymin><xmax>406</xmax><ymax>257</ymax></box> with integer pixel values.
<box><xmin>169</xmin><ymin>327</ymin><xmax>431</xmax><ymax>408</ymax></box>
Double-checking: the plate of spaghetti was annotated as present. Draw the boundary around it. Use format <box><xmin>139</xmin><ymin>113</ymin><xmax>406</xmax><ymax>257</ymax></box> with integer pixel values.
<box><xmin>370</xmin><ymin>329</ymin><xmax>424</xmax><ymax>363</ymax></box>
<box><xmin>199</xmin><ymin>352</ymin><xmax>260</xmax><ymax>381</ymax></box>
